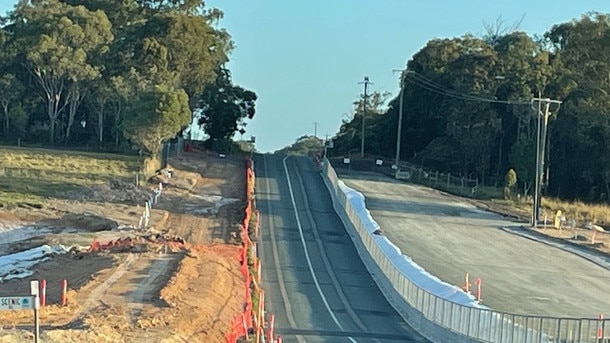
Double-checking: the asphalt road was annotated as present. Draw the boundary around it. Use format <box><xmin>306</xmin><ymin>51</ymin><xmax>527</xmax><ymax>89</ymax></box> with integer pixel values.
<box><xmin>338</xmin><ymin>170</ymin><xmax>610</xmax><ymax>318</ymax></box>
<box><xmin>255</xmin><ymin>155</ymin><xmax>430</xmax><ymax>343</ymax></box>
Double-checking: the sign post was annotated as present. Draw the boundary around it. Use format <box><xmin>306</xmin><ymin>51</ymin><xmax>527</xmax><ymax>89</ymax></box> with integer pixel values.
<box><xmin>30</xmin><ymin>280</ymin><xmax>40</xmax><ymax>343</ymax></box>
<box><xmin>0</xmin><ymin>280</ymin><xmax>41</xmax><ymax>342</ymax></box>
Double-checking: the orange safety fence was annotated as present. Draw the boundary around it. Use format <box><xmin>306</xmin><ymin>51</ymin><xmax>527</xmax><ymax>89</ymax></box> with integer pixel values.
<box><xmin>226</xmin><ymin>158</ymin><xmax>259</xmax><ymax>343</ymax></box>
<box><xmin>225</xmin><ymin>157</ymin><xmax>280</xmax><ymax>343</ymax></box>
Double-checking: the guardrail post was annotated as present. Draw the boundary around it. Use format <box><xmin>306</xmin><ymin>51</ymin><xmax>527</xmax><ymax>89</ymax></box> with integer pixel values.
<box><xmin>432</xmin><ymin>296</ymin><xmax>438</xmax><ymax>322</ymax></box>
<box><xmin>466</xmin><ymin>306</ymin><xmax>471</xmax><ymax>337</ymax></box>
<box><xmin>449</xmin><ymin>301</ymin><xmax>454</xmax><ymax>329</ymax></box>
<box><xmin>499</xmin><ymin>313</ymin><xmax>504</xmax><ymax>343</ymax></box>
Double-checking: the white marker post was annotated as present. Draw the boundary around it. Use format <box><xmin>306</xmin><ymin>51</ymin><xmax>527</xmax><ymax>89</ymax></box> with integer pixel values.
<box><xmin>30</xmin><ymin>280</ymin><xmax>40</xmax><ymax>343</ymax></box>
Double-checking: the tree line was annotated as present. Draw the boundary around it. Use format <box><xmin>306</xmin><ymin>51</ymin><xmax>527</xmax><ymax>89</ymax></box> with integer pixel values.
<box><xmin>0</xmin><ymin>0</ymin><xmax>256</xmax><ymax>157</ymax></box>
<box><xmin>333</xmin><ymin>13</ymin><xmax>610</xmax><ymax>202</ymax></box>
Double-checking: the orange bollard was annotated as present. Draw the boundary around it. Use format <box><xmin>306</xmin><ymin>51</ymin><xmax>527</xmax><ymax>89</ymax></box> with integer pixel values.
<box><xmin>242</xmin><ymin>313</ymin><xmax>249</xmax><ymax>340</ymax></box>
<box><xmin>61</xmin><ymin>279</ymin><xmax>68</xmax><ymax>306</ymax></box>
<box><xmin>598</xmin><ymin>313</ymin><xmax>604</xmax><ymax>339</ymax></box>
<box><xmin>475</xmin><ymin>278</ymin><xmax>482</xmax><ymax>302</ymax></box>
<box><xmin>267</xmin><ymin>313</ymin><xmax>275</xmax><ymax>341</ymax></box>
<box><xmin>254</xmin><ymin>210</ymin><xmax>261</xmax><ymax>237</ymax></box>
<box><xmin>40</xmin><ymin>279</ymin><xmax>47</xmax><ymax>307</ymax></box>
<box><xmin>255</xmin><ymin>290</ymin><xmax>265</xmax><ymax>343</ymax></box>
<box><xmin>257</xmin><ymin>259</ymin><xmax>262</xmax><ymax>284</ymax></box>
<box><xmin>462</xmin><ymin>272</ymin><xmax>471</xmax><ymax>292</ymax></box>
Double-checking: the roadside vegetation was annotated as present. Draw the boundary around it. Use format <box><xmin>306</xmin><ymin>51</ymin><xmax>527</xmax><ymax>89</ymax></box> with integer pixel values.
<box><xmin>0</xmin><ymin>146</ymin><xmax>140</xmax><ymax>207</ymax></box>
<box><xmin>0</xmin><ymin>0</ymin><xmax>256</xmax><ymax>158</ymax></box>
<box><xmin>333</xmin><ymin>14</ymin><xmax>610</xmax><ymax>207</ymax></box>
<box><xmin>276</xmin><ymin>135</ymin><xmax>325</xmax><ymax>156</ymax></box>
<box><xmin>329</xmin><ymin>14</ymin><xmax>610</xmax><ymax>227</ymax></box>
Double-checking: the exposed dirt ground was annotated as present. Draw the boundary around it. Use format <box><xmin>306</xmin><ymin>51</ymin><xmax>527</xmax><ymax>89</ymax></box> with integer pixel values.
<box><xmin>0</xmin><ymin>151</ymin><xmax>246</xmax><ymax>342</ymax></box>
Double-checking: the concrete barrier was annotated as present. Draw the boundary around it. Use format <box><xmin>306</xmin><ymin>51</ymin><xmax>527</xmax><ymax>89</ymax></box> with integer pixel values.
<box><xmin>321</xmin><ymin>158</ymin><xmax>480</xmax><ymax>343</ymax></box>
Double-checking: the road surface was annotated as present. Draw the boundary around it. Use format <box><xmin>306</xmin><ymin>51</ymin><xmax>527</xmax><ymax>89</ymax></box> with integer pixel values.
<box><xmin>256</xmin><ymin>155</ymin><xmax>430</xmax><ymax>343</ymax></box>
<box><xmin>339</xmin><ymin>170</ymin><xmax>610</xmax><ymax>318</ymax></box>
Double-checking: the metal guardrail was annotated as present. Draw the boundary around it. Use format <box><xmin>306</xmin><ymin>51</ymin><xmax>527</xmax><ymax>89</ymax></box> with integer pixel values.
<box><xmin>323</xmin><ymin>159</ymin><xmax>609</xmax><ymax>343</ymax></box>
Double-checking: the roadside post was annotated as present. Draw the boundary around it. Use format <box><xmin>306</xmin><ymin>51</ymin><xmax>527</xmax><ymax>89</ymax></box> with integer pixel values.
<box><xmin>475</xmin><ymin>278</ymin><xmax>482</xmax><ymax>303</ymax></box>
<box><xmin>0</xmin><ymin>280</ymin><xmax>40</xmax><ymax>342</ymax></box>
<box><xmin>30</xmin><ymin>280</ymin><xmax>40</xmax><ymax>343</ymax></box>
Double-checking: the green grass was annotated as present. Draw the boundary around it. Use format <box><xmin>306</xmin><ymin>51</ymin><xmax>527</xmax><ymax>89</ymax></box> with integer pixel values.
<box><xmin>0</xmin><ymin>146</ymin><xmax>142</xmax><ymax>208</ymax></box>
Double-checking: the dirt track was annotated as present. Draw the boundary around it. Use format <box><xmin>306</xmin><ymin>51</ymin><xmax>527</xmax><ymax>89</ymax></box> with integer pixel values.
<box><xmin>0</xmin><ymin>152</ymin><xmax>246</xmax><ymax>342</ymax></box>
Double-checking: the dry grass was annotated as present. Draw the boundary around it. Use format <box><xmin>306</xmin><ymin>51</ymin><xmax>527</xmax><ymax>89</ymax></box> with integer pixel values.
<box><xmin>541</xmin><ymin>198</ymin><xmax>610</xmax><ymax>226</ymax></box>
<box><xmin>0</xmin><ymin>146</ymin><xmax>142</xmax><ymax>207</ymax></box>
<box><xmin>0</xmin><ymin>147</ymin><xmax>140</xmax><ymax>181</ymax></box>
<box><xmin>497</xmin><ymin>194</ymin><xmax>610</xmax><ymax>227</ymax></box>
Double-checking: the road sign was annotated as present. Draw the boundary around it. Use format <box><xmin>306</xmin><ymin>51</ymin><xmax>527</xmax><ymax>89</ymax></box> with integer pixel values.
<box><xmin>0</xmin><ymin>296</ymin><xmax>35</xmax><ymax>311</ymax></box>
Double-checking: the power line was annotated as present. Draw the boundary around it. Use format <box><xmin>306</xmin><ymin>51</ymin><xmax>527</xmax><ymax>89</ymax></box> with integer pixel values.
<box><xmin>404</xmin><ymin>72</ymin><xmax>530</xmax><ymax>105</ymax></box>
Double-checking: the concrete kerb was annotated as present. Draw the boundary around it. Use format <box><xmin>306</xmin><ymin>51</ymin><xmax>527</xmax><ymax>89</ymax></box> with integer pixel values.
<box><xmin>499</xmin><ymin>226</ymin><xmax>610</xmax><ymax>273</ymax></box>
<box><xmin>320</xmin><ymin>165</ymin><xmax>480</xmax><ymax>343</ymax></box>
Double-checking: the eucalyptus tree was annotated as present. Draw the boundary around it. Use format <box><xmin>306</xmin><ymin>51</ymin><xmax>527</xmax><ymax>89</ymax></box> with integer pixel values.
<box><xmin>197</xmin><ymin>67</ymin><xmax>257</xmax><ymax>145</ymax></box>
<box><xmin>492</xmin><ymin>32</ymin><xmax>553</xmax><ymax>193</ymax></box>
<box><xmin>332</xmin><ymin>91</ymin><xmax>389</xmax><ymax>156</ymax></box>
<box><xmin>402</xmin><ymin>36</ymin><xmax>502</xmax><ymax>180</ymax></box>
<box><xmin>5</xmin><ymin>0</ymin><xmax>113</xmax><ymax>144</ymax></box>
<box><xmin>544</xmin><ymin>13</ymin><xmax>610</xmax><ymax>200</ymax></box>
<box><xmin>123</xmin><ymin>84</ymin><xmax>191</xmax><ymax>156</ymax></box>
<box><xmin>0</xmin><ymin>74</ymin><xmax>25</xmax><ymax>140</ymax></box>
<box><xmin>63</xmin><ymin>0</ymin><xmax>232</xmax><ymax>146</ymax></box>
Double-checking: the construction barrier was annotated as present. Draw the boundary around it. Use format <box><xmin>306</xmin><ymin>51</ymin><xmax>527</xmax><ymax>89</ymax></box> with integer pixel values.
<box><xmin>226</xmin><ymin>158</ymin><xmax>258</xmax><ymax>342</ymax></box>
<box><xmin>224</xmin><ymin>157</ymin><xmax>281</xmax><ymax>343</ymax></box>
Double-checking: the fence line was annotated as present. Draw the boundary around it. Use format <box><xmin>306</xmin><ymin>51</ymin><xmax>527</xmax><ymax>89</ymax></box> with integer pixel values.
<box><xmin>394</xmin><ymin>161</ymin><xmax>479</xmax><ymax>197</ymax></box>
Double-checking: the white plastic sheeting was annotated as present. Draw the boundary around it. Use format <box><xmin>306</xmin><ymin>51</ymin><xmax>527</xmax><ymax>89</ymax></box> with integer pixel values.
<box><xmin>0</xmin><ymin>245</ymin><xmax>68</xmax><ymax>281</ymax></box>
<box><xmin>337</xmin><ymin>179</ymin><xmax>484</xmax><ymax>308</ymax></box>
<box><xmin>0</xmin><ymin>223</ymin><xmax>51</xmax><ymax>245</ymax></box>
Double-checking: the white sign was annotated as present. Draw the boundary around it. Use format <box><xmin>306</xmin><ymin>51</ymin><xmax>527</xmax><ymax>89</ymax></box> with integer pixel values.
<box><xmin>0</xmin><ymin>296</ymin><xmax>35</xmax><ymax>310</ymax></box>
<box><xmin>376</xmin><ymin>159</ymin><xmax>383</xmax><ymax>166</ymax></box>
<box><xmin>343</xmin><ymin>158</ymin><xmax>350</xmax><ymax>164</ymax></box>
<box><xmin>30</xmin><ymin>280</ymin><xmax>39</xmax><ymax>296</ymax></box>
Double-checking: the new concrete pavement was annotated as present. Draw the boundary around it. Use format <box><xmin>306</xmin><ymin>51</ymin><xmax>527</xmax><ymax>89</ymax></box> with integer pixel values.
<box><xmin>255</xmin><ymin>155</ymin><xmax>430</xmax><ymax>343</ymax></box>
<box><xmin>338</xmin><ymin>170</ymin><xmax>610</xmax><ymax>318</ymax></box>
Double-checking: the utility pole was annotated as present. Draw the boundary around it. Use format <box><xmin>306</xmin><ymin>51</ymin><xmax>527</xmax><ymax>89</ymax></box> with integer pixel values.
<box><xmin>359</xmin><ymin>76</ymin><xmax>372</xmax><ymax>157</ymax></box>
<box><xmin>313</xmin><ymin>122</ymin><xmax>319</xmax><ymax>139</ymax></box>
<box><xmin>393</xmin><ymin>70</ymin><xmax>410</xmax><ymax>167</ymax></box>
<box><xmin>531</xmin><ymin>97</ymin><xmax>562</xmax><ymax>228</ymax></box>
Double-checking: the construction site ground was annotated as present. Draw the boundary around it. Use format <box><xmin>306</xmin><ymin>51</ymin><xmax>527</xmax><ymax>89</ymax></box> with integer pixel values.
<box><xmin>0</xmin><ymin>151</ymin><xmax>246</xmax><ymax>342</ymax></box>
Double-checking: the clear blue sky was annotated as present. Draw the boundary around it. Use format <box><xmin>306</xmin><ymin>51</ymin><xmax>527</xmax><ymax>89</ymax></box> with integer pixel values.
<box><xmin>2</xmin><ymin>1</ymin><xmax>609</xmax><ymax>152</ymax></box>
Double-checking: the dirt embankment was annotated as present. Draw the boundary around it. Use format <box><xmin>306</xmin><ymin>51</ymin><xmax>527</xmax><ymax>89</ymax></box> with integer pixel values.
<box><xmin>0</xmin><ymin>152</ymin><xmax>247</xmax><ymax>342</ymax></box>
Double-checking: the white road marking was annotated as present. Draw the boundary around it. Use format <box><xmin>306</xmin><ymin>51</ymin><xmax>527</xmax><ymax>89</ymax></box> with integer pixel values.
<box><xmin>282</xmin><ymin>156</ymin><xmax>358</xmax><ymax>343</ymax></box>
<box><xmin>262</xmin><ymin>155</ymin><xmax>307</xmax><ymax>343</ymax></box>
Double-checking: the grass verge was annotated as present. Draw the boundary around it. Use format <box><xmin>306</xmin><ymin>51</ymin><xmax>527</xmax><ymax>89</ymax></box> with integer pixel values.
<box><xmin>0</xmin><ymin>146</ymin><xmax>142</xmax><ymax>208</ymax></box>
